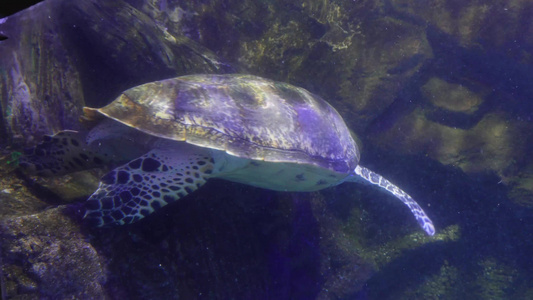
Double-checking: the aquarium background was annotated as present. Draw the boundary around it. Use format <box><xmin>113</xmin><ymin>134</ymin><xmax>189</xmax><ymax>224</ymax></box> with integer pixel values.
<box><xmin>1</xmin><ymin>0</ymin><xmax>532</xmax><ymax>299</ymax></box>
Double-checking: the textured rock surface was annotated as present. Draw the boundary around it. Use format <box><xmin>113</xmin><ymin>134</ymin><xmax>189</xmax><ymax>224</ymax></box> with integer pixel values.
<box><xmin>0</xmin><ymin>1</ymin><xmax>84</xmax><ymax>146</ymax></box>
<box><xmin>0</xmin><ymin>0</ymin><xmax>234</xmax><ymax>146</ymax></box>
<box><xmin>0</xmin><ymin>207</ymin><xmax>107</xmax><ymax>298</ymax></box>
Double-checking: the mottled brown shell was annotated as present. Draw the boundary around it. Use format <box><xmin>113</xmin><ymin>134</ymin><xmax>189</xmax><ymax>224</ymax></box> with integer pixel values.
<box><xmin>84</xmin><ymin>74</ymin><xmax>360</xmax><ymax>173</ymax></box>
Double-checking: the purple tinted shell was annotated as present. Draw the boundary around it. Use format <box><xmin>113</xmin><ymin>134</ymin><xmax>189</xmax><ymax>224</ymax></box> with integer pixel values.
<box><xmin>89</xmin><ymin>74</ymin><xmax>360</xmax><ymax>174</ymax></box>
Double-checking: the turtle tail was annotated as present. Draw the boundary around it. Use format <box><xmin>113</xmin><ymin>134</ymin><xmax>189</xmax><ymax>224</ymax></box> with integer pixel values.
<box><xmin>352</xmin><ymin>165</ymin><xmax>435</xmax><ymax>236</ymax></box>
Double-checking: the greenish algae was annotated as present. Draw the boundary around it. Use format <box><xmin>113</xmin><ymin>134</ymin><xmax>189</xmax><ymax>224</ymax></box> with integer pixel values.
<box><xmin>362</xmin><ymin>225</ymin><xmax>459</xmax><ymax>269</ymax></box>
<box><xmin>421</xmin><ymin>78</ymin><xmax>484</xmax><ymax>113</ymax></box>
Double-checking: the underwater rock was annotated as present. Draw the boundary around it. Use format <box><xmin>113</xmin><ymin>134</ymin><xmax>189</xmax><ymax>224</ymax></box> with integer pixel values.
<box><xmin>389</xmin><ymin>257</ymin><xmax>529</xmax><ymax>299</ymax></box>
<box><xmin>0</xmin><ymin>1</ymin><xmax>84</xmax><ymax>146</ymax></box>
<box><xmin>421</xmin><ymin>78</ymin><xmax>484</xmax><ymax>114</ymax></box>
<box><xmin>0</xmin><ymin>188</ymin><xmax>47</xmax><ymax>220</ymax></box>
<box><xmin>26</xmin><ymin>170</ymin><xmax>103</xmax><ymax>203</ymax></box>
<box><xmin>508</xmin><ymin>163</ymin><xmax>533</xmax><ymax>208</ymax></box>
<box><xmin>242</xmin><ymin>4</ymin><xmax>434</xmax><ymax>132</ymax></box>
<box><xmin>371</xmin><ymin>68</ymin><xmax>533</xmax><ymax>207</ymax></box>
<box><xmin>84</xmin><ymin>185</ymin><xmax>374</xmax><ymax>299</ymax></box>
<box><xmin>0</xmin><ymin>151</ymin><xmax>49</xmax><ymax>218</ymax></box>
<box><xmin>307</xmin><ymin>191</ymin><xmax>375</xmax><ymax>298</ymax></box>
<box><xmin>0</xmin><ymin>206</ymin><xmax>107</xmax><ymax>298</ymax></box>
<box><xmin>366</xmin><ymin>1</ymin><xmax>533</xmax><ymax>210</ymax></box>
<box><xmin>389</xmin><ymin>0</ymin><xmax>533</xmax><ymax>53</ymax></box>
<box><xmin>372</xmin><ymin>110</ymin><xmax>527</xmax><ymax>178</ymax></box>
<box><xmin>59</xmin><ymin>0</ymin><xmax>235</xmax><ymax>104</ymax></box>
<box><xmin>0</xmin><ymin>0</ymin><xmax>234</xmax><ymax>146</ymax></box>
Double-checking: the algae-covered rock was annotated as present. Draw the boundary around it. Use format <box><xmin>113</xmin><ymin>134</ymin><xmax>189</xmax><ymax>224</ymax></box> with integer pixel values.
<box><xmin>0</xmin><ymin>1</ymin><xmax>84</xmax><ymax>146</ymax></box>
<box><xmin>373</xmin><ymin>109</ymin><xmax>527</xmax><ymax>178</ymax></box>
<box><xmin>0</xmin><ymin>206</ymin><xmax>107</xmax><ymax>298</ymax></box>
<box><xmin>390</xmin><ymin>0</ymin><xmax>533</xmax><ymax>57</ymax></box>
<box><xmin>372</xmin><ymin>71</ymin><xmax>533</xmax><ymax>208</ymax></box>
<box><xmin>0</xmin><ymin>149</ymin><xmax>106</xmax><ymax>297</ymax></box>
<box><xmin>59</xmin><ymin>0</ymin><xmax>235</xmax><ymax>100</ymax></box>
<box><xmin>390</xmin><ymin>257</ymin><xmax>528</xmax><ymax>300</ymax></box>
<box><xmin>508</xmin><ymin>163</ymin><xmax>533</xmax><ymax>207</ymax></box>
<box><xmin>26</xmin><ymin>170</ymin><xmax>102</xmax><ymax>203</ymax></box>
<box><xmin>0</xmin><ymin>151</ymin><xmax>48</xmax><ymax>218</ymax></box>
<box><xmin>0</xmin><ymin>0</ymin><xmax>234</xmax><ymax>146</ymax></box>
<box><xmin>421</xmin><ymin>78</ymin><xmax>484</xmax><ymax>113</ymax></box>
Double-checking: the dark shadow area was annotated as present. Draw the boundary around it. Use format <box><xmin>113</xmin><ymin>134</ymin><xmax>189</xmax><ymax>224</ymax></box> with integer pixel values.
<box><xmin>85</xmin><ymin>180</ymin><xmax>323</xmax><ymax>299</ymax></box>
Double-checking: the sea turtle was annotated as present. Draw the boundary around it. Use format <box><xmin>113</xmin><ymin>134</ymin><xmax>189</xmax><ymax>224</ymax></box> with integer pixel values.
<box><xmin>19</xmin><ymin>74</ymin><xmax>435</xmax><ymax>235</ymax></box>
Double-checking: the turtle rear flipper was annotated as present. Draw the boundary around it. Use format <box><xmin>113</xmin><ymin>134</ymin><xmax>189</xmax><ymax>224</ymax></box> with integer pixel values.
<box><xmin>351</xmin><ymin>165</ymin><xmax>435</xmax><ymax>236</ymax></box>
<box><xmin>83</xmin><ymin>147</ymin><xmax>214</xmax><ymax>227</ymax></box>
<box><xmin>19</xmin><ymin>131</ymin><xmax>109</xmax><ymax>176</ymax></box>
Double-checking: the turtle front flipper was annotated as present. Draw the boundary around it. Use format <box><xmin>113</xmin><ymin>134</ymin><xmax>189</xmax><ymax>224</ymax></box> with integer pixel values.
<box><xmin>83</xmin><ymin>147</ymin><xmax>215</xmax><ymax>227</ymax></box>
<box><xmin>352</xmin><ymin>165</ymin><xmax>435</xmax><ymax>236</ymax></box>
<box><xmin>19</xmin><ymin>131</ymin><xmax>108</xmax><ymax>176</ymax></box>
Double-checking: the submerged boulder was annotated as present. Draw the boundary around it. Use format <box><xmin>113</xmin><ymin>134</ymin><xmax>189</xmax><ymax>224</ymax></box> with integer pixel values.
<box><xmin>0</xmin><ymin>206</ymin><xmax>108</xmax><ymax>298</ymax></box>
